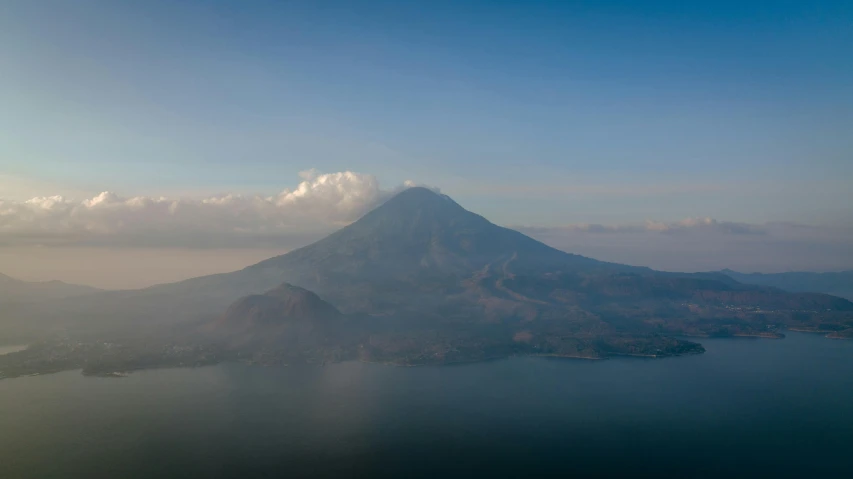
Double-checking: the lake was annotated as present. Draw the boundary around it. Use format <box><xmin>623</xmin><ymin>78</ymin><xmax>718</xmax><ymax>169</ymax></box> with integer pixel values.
<box><xmin>2</xmin><ymin>332</ymin><xmax>852</xmax><ymax>478</ymax></box>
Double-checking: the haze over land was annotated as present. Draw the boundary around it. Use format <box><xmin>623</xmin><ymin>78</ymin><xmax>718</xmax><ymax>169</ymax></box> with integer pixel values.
<box><xmin>2</xmin><ymin>187</ymin><xmax>851</xmax><ymax>379</ymax></box>
<box><xmin>3</xmin><ymin>2</ymin><xmax>853</xmax><ymax>478</ymax></box>
<box><xmin>2</xmin><ymin>1</ymin><xmax>852</xmax><ymax>287</ymax></box>
<box><xmin>1</xmin><ymin>171</ymin><xmax>851</xmax><ymax>288</ymax></box>
<box><xmin>0</xmin><ymin>0</ymin><xmax>851</xmax><ymax>378</ymax></box>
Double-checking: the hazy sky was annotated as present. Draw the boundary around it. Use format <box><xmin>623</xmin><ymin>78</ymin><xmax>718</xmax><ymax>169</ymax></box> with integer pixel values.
<box><xmin>1</xmin><ymin>0</ymin><xmax>851</xmax><ymax>287</ymax></box>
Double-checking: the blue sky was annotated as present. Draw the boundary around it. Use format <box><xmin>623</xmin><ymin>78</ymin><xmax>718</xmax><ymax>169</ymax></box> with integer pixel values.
<box><xmin>1</xmin><ymin>0</ymin><xmax>852</xmax><ymax>285</ymax></box>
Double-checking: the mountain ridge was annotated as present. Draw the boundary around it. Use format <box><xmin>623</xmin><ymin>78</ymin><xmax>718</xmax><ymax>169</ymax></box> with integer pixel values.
<box><xmin>719</xmin><ymin>269</ymin><xmax>853</xmax><ymax>300</ymax></box>
<box><xmin>137</xmin><ymin>187</ymin><xmax>853</xmax><ymax>331</ymax></box>
<box><xmin>0</xmin><ymin>273</ymin><xmax>101</xmax><ymax>303</ymax></box>
<box><xmin>3</xmin><ymin>186</ymin><xmax>853</xmax><ymax>377</ymax></box>
<box><xmin>12</xmin><ymin>187</ymin><xmax>853</xmax><ymax>333</ymax></box>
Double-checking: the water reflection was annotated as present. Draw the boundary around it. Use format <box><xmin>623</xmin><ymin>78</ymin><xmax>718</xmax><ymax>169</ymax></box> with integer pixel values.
<box><xmin>1</xmin><ymin>333</ymin><xmax>852</xmax><ymax>478</ymax></box>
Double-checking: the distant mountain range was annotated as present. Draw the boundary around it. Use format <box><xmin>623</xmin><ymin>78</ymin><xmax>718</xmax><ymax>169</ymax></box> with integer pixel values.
<box><xmin>0</xmin><ymin>274</ymin><xmax>100</xmax><ymax>304</ymax></box>
<box><xmin>2</xmin><ymin>187</ymin><xmax>852</xmax><ymax>376</ymax></box>
<box><xmin>718</xmin><ymin>269</ymin><xmax>853</xmax><ymax>301</ymax></box>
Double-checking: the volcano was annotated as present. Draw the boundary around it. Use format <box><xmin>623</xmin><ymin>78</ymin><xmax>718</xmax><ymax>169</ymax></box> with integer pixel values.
<box><xmin>34</xmin><ymin>187</ymin><xmax>853</xmax><ymax>341</ymax></box>
<box><xmin>7</xmin><ymin>187</ymin><xmax>853</xmax><ymax>371</ymax></box>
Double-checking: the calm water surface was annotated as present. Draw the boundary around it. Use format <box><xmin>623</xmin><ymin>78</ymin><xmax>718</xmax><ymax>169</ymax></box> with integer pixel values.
<box><xmin>2</xmin><ymin>333</ymin><xmax>853</xmax><ymax>478</ymax></box>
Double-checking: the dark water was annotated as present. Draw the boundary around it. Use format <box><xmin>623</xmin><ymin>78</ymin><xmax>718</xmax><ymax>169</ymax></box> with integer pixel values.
<box><xmin>2</xmin><ymin>333</ymin><xmax>853</xmax><ymax>479</ymax></box>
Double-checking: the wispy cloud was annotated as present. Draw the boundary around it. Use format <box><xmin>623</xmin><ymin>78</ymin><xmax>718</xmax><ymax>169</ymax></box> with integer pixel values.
<box><xmin>453</xmin><ymin>181</ymin><xmax>726</xmax><ymax>198</ymax></box>
<box><xmin>2</xmin><ymin>171</ymin><xmax>850</xmax><ymax>273</ymax></box>
<box><xmin>517</xmin><ymin>217</ymin><xmax>767</xmax><ymax>236</ymax></box>
<box><xmin>516</xmin><ymin>220</ymin><xmax>853</xmax><ymax>273</ymax></box>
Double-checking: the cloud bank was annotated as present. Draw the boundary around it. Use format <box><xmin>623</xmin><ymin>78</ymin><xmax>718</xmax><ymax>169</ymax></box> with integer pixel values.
<box><xmin>0</xmin><ymin>171</ymin><xmax>423</xmax><ymax>248</ymax></box>
<box><xmin>1</xmin><ymin>170</ymin><xmax>850</xmax><ymax>273</ymax></box>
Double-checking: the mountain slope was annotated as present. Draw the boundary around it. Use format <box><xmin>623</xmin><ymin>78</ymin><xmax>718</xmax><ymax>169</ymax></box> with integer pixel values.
<box><xmin>221</xmin><ymin>283</ymin><xmax>342</xmax><ymax>327</ymax></box>
<box><xmin>720</xmin><ymin>269</ymin><xmax>853</xmax><ymax>300</ymax></box>
<box><xmin>0</xmin><ymin>273</ymin><xmax>101</xmax><ymax>304</ymax></box>
<box><xmin>5</xmin><ymin>187</ymin><xmax>853</xmax><ymax>376</ymax></box>
<box><xmin>238</xmin><ymin>187</ymin><xmax>648</xmax><ymax>314</ymax></box>
<box><xmin>123</xmin><ymin>187</ymin><xmax>644</xmax><ymax>318</ymax></box>
<box><xmin>210</xmin><ymin>283</ymin><xmax>347</xmax><ymax>350</ymax></box>
<box><xmin>23</xmin><ymin>187</ymin><xmax>853</xmax><ymax>338</ymax></box>
<box><xmin>252</xmin><ymin>187</ymin><xmax>616</xmax><ymax>277</ymax></box>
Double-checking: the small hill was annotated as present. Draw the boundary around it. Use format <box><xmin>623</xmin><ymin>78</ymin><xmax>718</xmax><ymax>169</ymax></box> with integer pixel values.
<box><xmin>221</xmin><ymin>283</ymin><xmax>342</xmax><ymax>327</ymax></box>
<box><xmin>211</xmin><ymin>283</ymin><xmax>347</xmax><ymax>351</ymax></box>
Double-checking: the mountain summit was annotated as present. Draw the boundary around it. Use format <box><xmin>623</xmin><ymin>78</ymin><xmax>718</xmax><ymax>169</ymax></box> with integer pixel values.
<box><xmin>6</xmin><ymin>188</ymin><xmax>853</xmax><ymax>376</ymax></box>
<box><xmin>230</xmin><ymin>186</ymin><xmax>628</xmax><ymax>315</ymax></box>
<box><xmin>36</xmin><ymin>187</ymin><xmax>853</xmax><ymax>339</ymax></box>
<box><xmin>251</xmin><ymin>187</ymin><xmax>608</xmax><ymax>281</ymax></box>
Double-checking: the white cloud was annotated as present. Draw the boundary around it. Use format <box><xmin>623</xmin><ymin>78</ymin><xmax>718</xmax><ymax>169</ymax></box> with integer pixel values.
<box><xmin>0</xmin><ymin>171</ymin><xmax>421</xmax><ymax>248</ymax></box>
<box><xmin>3</xmin><ymin>172</ymin><xmax>850</xmax><ymax>274</ymax></box>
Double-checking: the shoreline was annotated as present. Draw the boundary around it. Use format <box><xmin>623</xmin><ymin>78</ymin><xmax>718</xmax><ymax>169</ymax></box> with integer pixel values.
<box><xmin>605</xmin><ymin>349</ymin><xmax>705</xmax><ymax>359</ymax></box>
<box><xmin>2</xmin><ymin>345</ymin><xmax>713</xmax><ymax>380</ymax></box>
<box><xmin>531</xmin><ymin>353</ymin><xmax>602</xmax><ymax>361</ymax></box>
<box><xmin>733</xmin><ymin>333</ymin><xmax>784</xmax><ymax>339</ymax></box>
<box><xmin>357</xmin><ymin>349</ymin><xmax>707</xmax><ymax>367</ymax></box>
<box><xmin>679</xmin><ymin>332</ymin><xmax>783</xmax><ymax>340</ymax></box>
<box><xmin>0</xmin><ymin>344</ymin><xmax>29</xmax><ymax>356</ymax></box>
<box><xmin>787</xmin><ymin>328</ymin><xmax>853</xmax><ymax>340</ymax></box>
<box><xmin>10</xmin><ymin>331</ymin><xmax>850</xmax><ymax>380</ymax></box>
